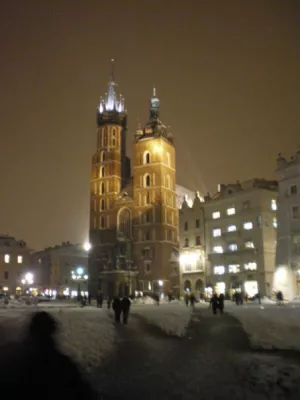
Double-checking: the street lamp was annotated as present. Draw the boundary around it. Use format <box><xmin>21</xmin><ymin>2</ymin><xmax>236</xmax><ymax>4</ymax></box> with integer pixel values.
<box><xmin>83</xmin><ymin>241</ymin><xmax>91</xmax><ymax>252</ymax></box>
<box><xmin>71</xmin><ymin>267</ymin><xmax>88</xmax><ymax>298</ymax></box>
<box><xmin>21</xmin><ymin>272</ymin><xmax>34</xmax><ymax>294</ymax></box>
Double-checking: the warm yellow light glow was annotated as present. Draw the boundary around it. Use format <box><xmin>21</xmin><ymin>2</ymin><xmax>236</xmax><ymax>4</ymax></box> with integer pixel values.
<box><xmin>153</xmin><ymin>144</ymin><xmax>163</xmax><ymax>154</ymax></box>
<box><xmin>244</xmin><ymin>281</ymin><xmax>258</xmax><ymax>297</ymax></box>
<box><xmin>16</xmin><ymin>287</ymin><xmax>22</xmax><ymax>291</ymax></box>
<box><xmin>17</xmin><ymin>255</ymin><xmax>23</xmax><ymax>264</ymax></box>
<box><xmin>83</xmin><ymin>241</ymin><xmax>91</xmax><ymax>251</ymax></box>
<box><xmin>179</xmin><ymin>251</ymin><xmax>200</xmax><ymax>267</ymax></box>
<box><xmin>4</xmin><ymin>254</ymin><xmax>10</xmax><ymax>263</ymax></box>
<box><xmin>3</xmin><ymin>287</ymin><xmax>8</xmax><ymax>291</ymax></box>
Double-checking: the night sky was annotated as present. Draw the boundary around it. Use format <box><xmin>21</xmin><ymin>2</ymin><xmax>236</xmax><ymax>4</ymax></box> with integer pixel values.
<box><xmin>0</xmin><ymin>0</ymin><xmax>299</xmax><ymax>250</ymax></box>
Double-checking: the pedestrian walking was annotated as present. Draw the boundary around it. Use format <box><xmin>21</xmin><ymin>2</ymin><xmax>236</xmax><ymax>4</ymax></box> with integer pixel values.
<box><xmin>210</xmin><ymin>293</ymin><xmax>219</xmax><ymax>315</ymax></box>
<box><xmin>121</xmin><ymin>296</ymin><xmax>131</xmax><ymax>324</ymax></box>
<box><xmin>190</xmin><ymin>293</ymin><xmax>196</xmax><ymax>310</ymax></box>
<box><xmin>218</xmin><ymin>293</ymin><xmax>224</xmax><ymax>314</ymax></box>
<box><xmin>112</xmin><ymin>296</ymin><xmax>122</xmax><ymax>322</ymax></box>
<box><xmin>184</xmin><ymin>293</ymin><xmax>190</xmax><ymax>307</ymax></box>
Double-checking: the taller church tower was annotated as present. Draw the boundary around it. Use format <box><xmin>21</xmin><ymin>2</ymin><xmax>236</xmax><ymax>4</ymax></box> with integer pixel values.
<box><xmin>89</xmin><ymin>60</ymin><xmax>131</xmax><ymax>295</ymax></box>
<box><xmin>132</xmin><ymin>89</ymin><xmax>180</xmax><ymax>295</ymax></box>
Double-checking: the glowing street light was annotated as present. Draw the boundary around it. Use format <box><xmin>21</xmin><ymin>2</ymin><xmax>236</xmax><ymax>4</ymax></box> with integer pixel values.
<box><xmin>71</xmin><ymin>267</ymin><xmax>88</xmax><ymax>298</ymax></box>
<box><xmin>83</xmin><ymin>241</ymin><xmax>91</xmax><ymax>252</ymax></box>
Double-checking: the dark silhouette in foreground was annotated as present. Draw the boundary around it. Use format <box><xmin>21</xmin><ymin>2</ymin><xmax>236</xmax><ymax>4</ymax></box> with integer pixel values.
<box><xmin>121</xmin><ymin>296</ymin><xmax>131</xmax><ymax>324</ymax></box>
<box><xmin>0</xmin><ymin>311</ymin><xmax>95</xmax><ymax>399</ymax></box>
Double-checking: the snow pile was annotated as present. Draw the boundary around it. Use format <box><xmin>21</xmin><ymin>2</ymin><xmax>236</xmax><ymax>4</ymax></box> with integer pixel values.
<box><xmin>0</xmin><ymin>308</ymin><xmax>116</xmax><ymax>372</ymax></box>
<box><xmin>133</xmin><ymin>296</ymin><xmax>156</xmax><ymax>305</ymax></box>
<box><xmin>131</xmin><ymin>303</ymin><xmax>191</xmax><ymax>337</ymax></box>
<box><xmin>261</xmin><ymin>297</ymin><xmax>276</xmax><ymax>304</ymax></box>
<box><xmin>228</xmin><ymin>306</ymin><xmax>300</xmax><ymax>350</ymax></box>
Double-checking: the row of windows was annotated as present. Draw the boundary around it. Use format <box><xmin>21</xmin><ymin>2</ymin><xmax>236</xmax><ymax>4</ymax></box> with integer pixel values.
<box><xmin>141</xmin><ymin>150</ymin><xmax>171</xmax><ymax>167</ymax></box>
<box><xmin>141</xmin><ymin>174</ymin><xmax>173</xmax><ymax>189</ymax></box>
<box><xmin>138</xmin><ymin>229</ymin><xmax>176</xmax><ymax>242</ymax></box>
<box><xmin>212</xmin><ymin>199</ymin><xmax>277</xmax><ymax>219</ymax></box>
<box><xmin>97</xmin><ymin>127</ymin><xmax>117</xmax><ymax>149</ymax></box>
<box><xmin>3</xmin><ymin>255</ymin><xmax>23</xmax><ymax>264</ymax></box>
<box><xmin>212</xmin><ymin>241</ymin><xmax>255</xmax><ymax>253</ymax></box>
<box><xmin>183</xmin><ymin>219</ymin><xmax>200</xmax><ymax>231</ymax></box>
<box><xmin>136</xmin><ymin>191</ymin><xmax>174</xmax><ymax>208</ymax></box>
<box><xmin>214</xmin><ymin>262</ymin><xmax>257</xmax><ymax>275</ymax></box>
<box><xmin>212</xmin><ymin>217</ymin><xmax>277</xmax><ymax>237</ymax></box>
<box><xmin>183</xmin><ymin>236</ymin><xmax>201</xmax><ymax>247</ymax></box>
<box><xmin>92</xmin><ymin>198</ymin><xmax>110</xmax><ymax>212</ymax></box>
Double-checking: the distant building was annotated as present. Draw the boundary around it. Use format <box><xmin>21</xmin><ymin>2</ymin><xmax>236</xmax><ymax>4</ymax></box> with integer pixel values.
<box><xmin>0</xmin><ymin>235</ymin><xmax>32</xmax><ymax>294</ymax></box>
<box><xmin>179</xmin><ymin>179</ymin><xmax>278</xmax><ymax>298</ymax></box>
<box><xmin>88</xmin><ymin>61</ymin><xmax>180</xmax><ymax>298</ymax></box>
<box><xmin>179</xmin><ymin>192</ymin><xmax>206</xmax><ymax>295</ymax></box>
<box><xmin>274</xmin><ymin>150</ymin><xmax>300</xmax><ymax>299</ymax></box>
<box><xmin>32</xmin><ymin>242</ymin><xmax>88</xmax><ymax>297</ymax></box>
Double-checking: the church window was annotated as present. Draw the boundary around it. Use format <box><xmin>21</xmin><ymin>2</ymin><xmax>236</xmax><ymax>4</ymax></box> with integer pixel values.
<box><xmin>166</xmin><ymin>152</ymin><xmax>170</xmax><ymax>167</ymax></box>
<box><xmin>101</xmin><ymin>151</ymin><xmax>105</xmax><ymax>162</ymax></box>
<box><xmin>145</xmin><ymin>192</ymin><xmax>150</xmax><ymax>205</ymax></box>
<box><xmin>145</xmin><ymin>209</ymin><xmax>152</xmax><ymax>223</ymax></box>
<box><xmin>100</xmin><ymin>216</ymin><xmax>105</xmax><ymax>228</ymax></box>
<box><xmin>101</xmin><ymin>182</ymin><xmax>105</xmax><ymax>194</ymax></box>
<box><xmin>118</xmin><ymin>208</ymin><xmax>132</xmax><ymax>239</ymax></box>
<box><xmin>112</xmin><ymin>128</ymin><xmax>116</xmax><ymax>146</ymax></box>
<box><xmin>100</xmin><ymin>167</ymin><xmax>105</xmax><ymax>178</ymax></box>
<box><xmin>100</xmin><ymin>199</ymin><xmax>105</xmax><ymax>211</ymax></box>
<box><xmin>143</xmin><ymin>151</ymin><xmax>151</xmax><ymax>164</ymax></box>
<box><xmin>165</xmin><ymin>175</ymin><xmax>170</xmax><ymax>189</ymax></box>
<box><xmin>103</xmin><ymin>130</ymin><xmax>107</xmax><ymax>147</ymax></box>
<box><xmin>144</xmin><ymin>174</ymin><xmax>151</xmax><ymax>187</ymax></box>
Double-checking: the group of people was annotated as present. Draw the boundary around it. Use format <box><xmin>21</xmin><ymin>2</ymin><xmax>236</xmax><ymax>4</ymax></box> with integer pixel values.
<box><xmin>112</xmin><ymin>296</ymin><xmax>131</xmax><ymax>324</ymax></box>
<box><xmin>209</xmin><ymin>293</ymin><xmax>225</xmax><ymax>314</ymax></box>
<box><xmin>184</xmin><ymin>293</ymin><xmax>197</xmax><ymax>309</ymax></box>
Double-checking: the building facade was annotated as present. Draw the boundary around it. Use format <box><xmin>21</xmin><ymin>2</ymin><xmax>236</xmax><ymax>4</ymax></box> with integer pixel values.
<box><xmin>0</xmin><ymin>235</ymin><xmax>32</xmax><ymax>294</ymax></box>
<box><xmin>32</xmin><ymin>242</ymin><xmax>88</xmax><ymax>297</ymax></box>
<box><xmin>88</xmin><ymin>63</ymin><xmax>180</xmax><ymax>297</ymax></box>
<box><xmin>204</xmin><ymin>179</ymin><xmax>278</xmax><ymax>298</ymax></box>
<box><xmin>179</xmin><ymin>179</ymin><xmax>278</xmax><ymax>298</ymax></box>
<box><xmin>274</xmin><ymin>150</ymin><xmax>300</xmax><ymax>299</ymax></box>
<box><xmin>179</xmin><ymin>193</ymin><xmax>206</xmax><ymax>295</ymax></box>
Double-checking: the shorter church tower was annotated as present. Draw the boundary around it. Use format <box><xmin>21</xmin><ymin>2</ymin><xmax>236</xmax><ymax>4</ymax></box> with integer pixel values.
<box><xmin>132</xmin><ymin>89</ymin><xmax>180</xmax><ymax>296</ymax></box>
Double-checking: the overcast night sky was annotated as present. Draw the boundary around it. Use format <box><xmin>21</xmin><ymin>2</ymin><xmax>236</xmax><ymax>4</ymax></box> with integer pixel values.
<box><xmin>0</xmin><ymin>0</ymin><xmax>299</xmax><ymax>250</ymax></box>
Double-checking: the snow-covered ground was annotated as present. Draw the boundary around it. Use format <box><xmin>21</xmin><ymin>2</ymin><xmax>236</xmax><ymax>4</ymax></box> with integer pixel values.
<box><xmin>131</xmin><ymin>302</ymin><xmax>191</xmax><ymax>337</ymax></box>
<box><xmin>227</xmin><ymin>302</ymin><xmax>300</xmax><ymax>351</ymax></box>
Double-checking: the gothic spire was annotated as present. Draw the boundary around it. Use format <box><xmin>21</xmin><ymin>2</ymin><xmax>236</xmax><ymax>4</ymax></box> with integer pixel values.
<box><xmin>150</xmin><ymin>86</ymin><xmax>160</xmax><ymax>120</ymax></box>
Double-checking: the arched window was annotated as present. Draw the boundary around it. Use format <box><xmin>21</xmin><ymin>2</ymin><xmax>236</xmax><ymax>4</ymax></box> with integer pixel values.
<box><xmin>112</xmin><ymin>128</ymin><xmax>116</xmax><ymax>146</ymax></box>
<box><xmin>100</xmin><ymin>216</ymin><xmax>105</xmax><ymax>228</ymax></box>
<box><xmin>100</xmin><ymin>167</ymin><xmax>105</xmax><ymax>178</ymax></box>
<box><xmin>145</xmin><ymin>192</ymin><xmax>150</xmax><ymax>205</ymax></box>
<box><xmin>101</xmin><ymin>182</ymin><xmax>105</xmax><ymax>194</ymax></box>
<box><xmin>166</xmin><ymin>152</ymin><xmax>171</xmax><ymax>167</ymax></box>
<box><xmin>184</xmin><ymin>280</ymin><xmax>192</xmax><ymax>291</ymax></box>
<box><xmin>118</xmin><ymin>208</ymin><xmax>132</xmax><ymax>239</ymax></box>
<box><xmin>100</xmin><ymin>199</ymin><xmax>105</xmax><ymax>210</ymax></box>
<box><xmin>144</xmin><ymin>174</ymin><xmax>151</xmax><ymax>187</ymax></box>
<box><xmin>184</xmin><ymin>238</ymin><xmax>189</xmax><ymax>247</ymax></box>
<box><xmin>101</xmin><ymin>151</ymin><xmax>105</xmax><ymax>162</ymax></box>
<box><xmin>195</xmin><ymin>279</ymin><xmax>203</xmax><ymax>292</ymax></box>
<box><xmin>143</xmin><ymin>151</ymin><xmax>151</xmax><ymax>164</ymax></box>
<box><xmin>165</xmin><ymin>175</ymin><xmax>170</xmax><ymax>188</ymax></box>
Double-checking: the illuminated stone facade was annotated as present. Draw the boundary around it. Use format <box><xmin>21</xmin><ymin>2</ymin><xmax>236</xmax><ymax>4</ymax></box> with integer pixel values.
<box><xmin>88</xmin><ymin>63</ymin><xmax>180</xmax><ymax>297</ymax></box>
<box><xmin>179</xmin><ymin>179</ymin><xmax>278</xmax><ymax>298</ymax></box>
<box><xmin>274</xmin><ymin>150</ymin><xmax>300</xmax><ymax>300</ymax></box>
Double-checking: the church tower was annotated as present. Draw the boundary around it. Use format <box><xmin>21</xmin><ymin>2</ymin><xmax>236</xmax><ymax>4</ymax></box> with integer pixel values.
<box><xmin>89</xmin><ymin>60</ymin><xmax>130</xmax><ymax>295</ymax></box>
<box><xmin>132</xmin><ymin>89</ymin><xmax>180</xmax><ymax>296</ymax></box>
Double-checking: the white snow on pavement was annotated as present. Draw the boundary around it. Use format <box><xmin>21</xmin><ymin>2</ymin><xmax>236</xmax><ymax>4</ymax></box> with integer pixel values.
<box><xmin>227</xmin><ymin>304</ymin><xmax>300</xmax><ymax>350</ymax></box>
<box><xmin>131</xmin><ymin>303</ymin><xmax>192</xmax><ymax>337</ymax></box>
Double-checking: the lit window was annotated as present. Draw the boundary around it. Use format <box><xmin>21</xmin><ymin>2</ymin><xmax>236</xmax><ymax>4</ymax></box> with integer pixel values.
<box><xmin>271</xmin><ymin>199</ymin><xmax>277</xmax><ymax>211</ymax></box>
<box><xmin>4</xmin><ymin>254</ymin><xmax>10</xmax><ymax>263</ymax></box>
<box><xmin>243</xmin><ymin>222</ymin><xmax>253</xmax><ymax>230</ymax></box>
<box><xmin>245</xmin><ymin>241</ymin><xmax>255</xmax><ymax>248</ymax></box>
<box><xmin>227</xmin><ymin>207</ymin><xmax>235</xmax><ymax>215</ymax></box>
<box><xmin>214</xmin><ymin>265</ymin><xmax>225</xmax><ymax>275</ymax></box>
<box><xmin>212</xmin><ymin>228</ymin><xmax>221</xmax><ymax>237</ymax></box>
<box><xmin>100</xmin><ymin>166</ymin><xmax>105</xmax><ymax>178</ymax></box>
<box><xmin>228</xmin><ymin>264</ymin><xmax>240</xmax><ymax>273</ymax></box>
<box><xmin>244</xmin><ymin>262</ymin><xmax>257</xmax><ymax>270</ymax></box>
<box><xmin>228</xmin><ymin>243</ymin><xmax>238</xmax><ymax>252</ymax></box>
<box><xmin>227</xmin><ymin>225</ymin><xmax>237</xmax><ymax>232</ymax></box>
<box><xmin>213</xmin><ymin>246</ymin><xmax>223</xmax><ymax>253</ymax></box>
<box><xmin>17</xmin><ymin>256</ymin><xmax>23</xmax><ymax>264</ymax></box>
<box><xmin>273</xmin><ymin>217</ymin><xmax>277</xmax><ymax>228</ymax></box>
<box><xmin>212</xmin><ymin>211</ymin><xmax>220</xmax><ymax>219</ymax></box>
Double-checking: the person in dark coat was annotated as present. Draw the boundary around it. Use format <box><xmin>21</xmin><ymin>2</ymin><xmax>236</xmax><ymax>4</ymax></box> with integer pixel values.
<box><xmin>88</xmin><ymin>293</ymin><xmax>92</xmax><ymax>305</ymax></box>
<box><xmin>189</xmin><ymin>293</ymin><xmax>196</xmax><ymax>310</ymax></box>
<box><xmin>121</xmin><ymin>296</ymin><xmax>131</xmax><ymax>324</ymax></box>
<box><xmin>112</xmin><ymin>296</ymin><xmax>122</xmax><ymax>322</ymax></box>
<box><xmin>0</xmin><ymin>311</ymin><xmax>95</xmax><ymax>399</ymax></box>
<box><xmin>218</xmin><ymin>293</ymin><xmax>225</xmax><ymax>314</ymax></box>
<box><xmin>96</xmin><ymin>292</ymin><xmax>103</xmax><ymax>308</ymax></box>
<box><xmin>210</xmin><ymin>293</ymin><xmax>219</xmax><ymax>315</ymax></box>
<box><xmin>184</xmin><ymin>293</ymin><xmax>190</xmax><ymax>307</ymax></box>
